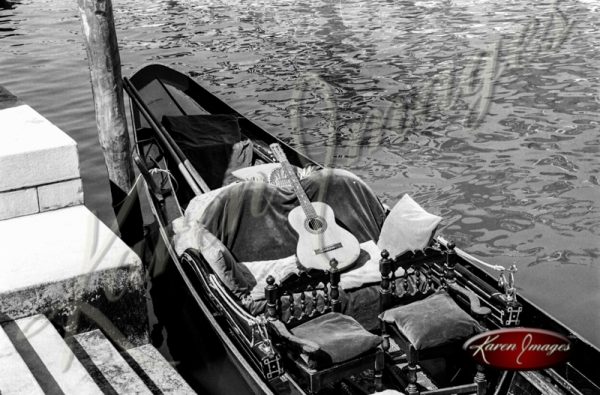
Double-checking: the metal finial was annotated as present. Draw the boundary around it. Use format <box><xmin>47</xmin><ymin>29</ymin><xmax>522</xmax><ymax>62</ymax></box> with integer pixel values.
<box><xmin>330</xmin><ymin>258</ymin><xmax>338</xmax><ymax>269</ymax></box>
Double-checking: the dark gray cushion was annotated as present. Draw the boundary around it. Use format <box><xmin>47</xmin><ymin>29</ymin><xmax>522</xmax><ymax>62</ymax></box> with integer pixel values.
<box><xmin>380</xmin><ymin>290</ymin><xmax>484</xmax><ymax>350</ymax></box>
<box><xmin>291</xmin><ymin>312</ymin><xmax>381</xmax><ymax>366</ymax></box>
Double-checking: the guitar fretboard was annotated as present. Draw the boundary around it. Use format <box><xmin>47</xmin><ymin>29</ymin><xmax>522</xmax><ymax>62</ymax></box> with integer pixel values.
<box><xmin>270</xmin><ymin>144</ymin><xmax>318</xmax><ymax>220</ymax></box>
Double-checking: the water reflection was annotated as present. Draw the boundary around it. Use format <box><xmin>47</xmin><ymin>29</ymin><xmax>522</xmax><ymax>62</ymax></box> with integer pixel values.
<box><xmin>0</xmin><ymin>1</ymin><xmax>17</xmax><ymax>11</ymax></box>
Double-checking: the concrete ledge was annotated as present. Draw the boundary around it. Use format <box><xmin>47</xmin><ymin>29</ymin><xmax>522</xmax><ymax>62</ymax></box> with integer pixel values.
<box><xmin>0</xmin><ymin>187</ymin><xmax>38</xmax><ymax>220</ymax></box>
<box><xmin>0</xmin><ymin>206</ymin><xmax>148</xmax><ymax>346</ymax></box>
<box><xmin>0</xmin><ymin>105</ymin><xmax>80</xmax><ymax>192</ymax></box>
<box><xmin>38</xmin><ymin>178</ymin><xmax>84</xmax><ymax>212</ymax></box>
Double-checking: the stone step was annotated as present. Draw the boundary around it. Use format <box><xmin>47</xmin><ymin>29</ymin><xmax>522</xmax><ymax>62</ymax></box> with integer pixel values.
<box><xmin>1</xmin><ymin>314</ymin><xmax>195</xmax><ymax>395</ymax></box>
<box><xmin>125</xmin><ymin>344</ymin><xmax>196</xmax><ymax>394</ymax></box>
<box><xmin>6</xmin><ymin>314</ymin><xmax>103</xmax><ymax>394</ymax></box>
<box><xmin>0</xmin><ymin>323</ymin><xmax>44</xmax><ymax>395</ymax></box>
<box><xmin>70</xmin><ymin>329</ymin><xmax>153</xmax><ymax>394</ymax></box>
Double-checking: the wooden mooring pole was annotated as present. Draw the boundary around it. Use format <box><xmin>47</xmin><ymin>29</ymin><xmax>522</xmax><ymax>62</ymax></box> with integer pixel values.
<box><xmin>78</xmin><ymin>0</ymin><xmax>143</xmax><ymax>249</ymax></box>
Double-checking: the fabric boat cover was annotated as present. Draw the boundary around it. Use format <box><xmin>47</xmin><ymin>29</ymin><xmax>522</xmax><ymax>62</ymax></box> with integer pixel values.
<box><xmin>198</xmin><ymin>168</ymin><xmax>387</xmax><ymax>262</ymax></box>
<box><xmin>162</xmin><ymin>114</ymin><xmax>252</xmax><ymax>189</ymax></box>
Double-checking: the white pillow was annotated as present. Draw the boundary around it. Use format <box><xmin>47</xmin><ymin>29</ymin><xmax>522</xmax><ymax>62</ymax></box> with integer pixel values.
<box><xmin>240</xmin><ymin>255</ymin><xmax>300</xmax><ymax>300</ymax></box>
<box><xmin>377</xmin><ymin>194</ymin><xmax>442</xmax><ymax>256</ymax></box>
<box><xmin>232</xmin><ymin>163</ymin><xmax>284</xmax><ymax>182</ymax></box>
<box><xmin>340</xmin><ymin>240</ymin><xmax>391</xmax><ymax>290</ymax></box>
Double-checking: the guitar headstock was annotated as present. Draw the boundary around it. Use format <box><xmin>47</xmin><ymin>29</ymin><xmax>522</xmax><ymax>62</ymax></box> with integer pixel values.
<box><xmin>269</xmin><ymin>143</ymin><xmax>287</xmax><ymax>163</ymax></box>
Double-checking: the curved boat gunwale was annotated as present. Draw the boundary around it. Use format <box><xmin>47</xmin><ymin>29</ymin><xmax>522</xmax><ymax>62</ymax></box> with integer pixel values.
<box><xmin>128</xmin><ymin>64</ymin><xmax>285</xmax><ymax>394</ymax></box>
<box><xmin>148</xmin><ymin>193</ymin><xmax>275</xmax><ymax>395</ymax></box>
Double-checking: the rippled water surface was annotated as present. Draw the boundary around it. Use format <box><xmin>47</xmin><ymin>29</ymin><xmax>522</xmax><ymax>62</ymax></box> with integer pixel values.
<box><xmin>1</xmin><ymin>0</ymin><xmax>599</xmax><ymax>346</ymax></box>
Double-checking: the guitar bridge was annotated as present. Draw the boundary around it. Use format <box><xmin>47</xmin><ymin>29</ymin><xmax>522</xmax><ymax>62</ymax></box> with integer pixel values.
<box><xmin>314</xmin><ymin>243</ymin><xmax>343</xmax><ymax>255</ymax></box>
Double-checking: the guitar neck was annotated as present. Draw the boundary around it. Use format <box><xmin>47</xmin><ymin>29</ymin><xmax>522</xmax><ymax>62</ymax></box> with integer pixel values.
<box><xmin>270</xmin><ymin>143</ymin><xmax>318</xmax><ymax>219</ymax></box>
<box><xmin>280</xmin><ymin>160</ymin><xmax>318</xmax><ymax>219</ymax></box>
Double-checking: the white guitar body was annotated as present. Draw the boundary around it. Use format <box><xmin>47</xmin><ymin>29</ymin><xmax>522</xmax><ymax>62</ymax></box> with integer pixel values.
<box><xmin>288</xmin><ymin>201</ymin><xmax>360</xmax><ymax>271</ymax></box>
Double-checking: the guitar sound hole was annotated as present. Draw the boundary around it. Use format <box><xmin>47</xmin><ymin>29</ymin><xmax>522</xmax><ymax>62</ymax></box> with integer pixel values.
<box><xmin>309</xmin><ymin>218</ymin><xmax>323</xmax><ymax>231</ymax></box>
<box><xmin>304</xmin><ymin>217</ymin><xmax>327</xmax><ymax>234</ymax></box>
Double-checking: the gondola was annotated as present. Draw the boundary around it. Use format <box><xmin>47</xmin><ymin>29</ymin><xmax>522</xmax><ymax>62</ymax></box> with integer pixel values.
<box><xmin>123</xmin><ymin>64</ymin><xmax>600</xmax><ymax>395</ymax></box>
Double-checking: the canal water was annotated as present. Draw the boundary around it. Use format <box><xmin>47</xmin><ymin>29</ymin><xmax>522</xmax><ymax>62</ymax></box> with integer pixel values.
<box><xmin>1</xmin><ymin>0</ymin><xmax>599</xmax><ymax>358</ymax></box>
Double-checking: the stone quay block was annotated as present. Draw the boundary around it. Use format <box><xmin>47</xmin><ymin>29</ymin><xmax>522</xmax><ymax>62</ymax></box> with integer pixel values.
<box><xmin>0</xmin><ymin>206</ymin><xmax>149</xmax><ymax>346</ymax></box>
<box><xmin>38</xmin><ymin>178</ymin><xmax>84</xmax><ymax>212</ymax></box>
<box><xmin>0</xmin><ymin>187</ymin><xmax>39</xmax><ymax>221</ymax></box>
<box><xmin>0</xmin><ymin>104</ymin><xmax>80</xmax><ymax>192</ymax></box>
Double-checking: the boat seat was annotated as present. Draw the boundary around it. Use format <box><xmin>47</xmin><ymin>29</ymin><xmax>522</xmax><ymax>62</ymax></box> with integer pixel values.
<box><xmin>378</xmin><ymin>247</ymin><xmax>490</xmax><ymax>395</ymax></box>
<box><xmin>264</xmin><ymin>262</ymin><xmax>385</xmax><ymax>394</ymax></box>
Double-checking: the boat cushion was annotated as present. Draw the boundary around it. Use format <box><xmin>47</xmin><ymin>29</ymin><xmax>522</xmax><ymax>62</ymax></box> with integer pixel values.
<box><xmin>379</xmin><ymin>290</ymin><xmax>484</xmax><ymax>350</ymax></box>
<box><xmin>162</xmin><ymin>114</ymin><xmax>252</xmax><ymax>189</ymax></box>
<box><xmin>240</xmin><ymin>254</ymin><xmax>300</xmax><ymax>300</ymax></box>
<box><xmin>377</xmin><ymin>194</ymin><xmax>442</xmax><ymax>257</ymax></box>
<box><xmin>291</xmin><ymin>312</ymin><xmax>381</xmax><ymax>367</ymax></box>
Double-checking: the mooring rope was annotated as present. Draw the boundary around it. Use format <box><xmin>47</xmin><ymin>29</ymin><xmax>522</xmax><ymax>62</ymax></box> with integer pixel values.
<box><xmin>109</xmin><ymin>166</ymin><xmax>182</xmax><ymax>222</ymax></box>
<box><xmin>149</xmin><ymin>167</ymin><xmax>179</xmax><ymax>192</ymax></box>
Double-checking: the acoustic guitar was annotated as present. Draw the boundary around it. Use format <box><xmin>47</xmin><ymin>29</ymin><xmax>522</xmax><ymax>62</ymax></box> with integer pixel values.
<box><xmin>269</xmin><ymin>143</ymin><xmax>360</xmax><ymax>271</ymax></box>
